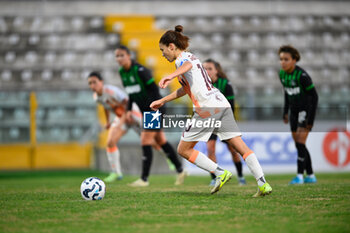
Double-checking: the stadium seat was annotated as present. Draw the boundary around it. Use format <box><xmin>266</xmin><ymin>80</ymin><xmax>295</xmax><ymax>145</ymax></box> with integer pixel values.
<box><xmin>194</xmin><ymin>17</ymin><xmax>208</xmax><ymax>29</ymax></box>
<box><xmin>62</xmin><ymin>52</ymin><xmax>77</xmax><ymax>65</ymax></box>
<box><xmin>229</xmin><ymin>33</ymin><xmax>243</xmax><ymax>46</ymax></box>
<box><xmin>80</xmin><ymin>70</ymin><xmax>92</xmax><ymax>80</ymax></box>
<box><xmin>0</xmin><ymin>17</ymin><xmax>7</xmax><ymax>32</ymax></box>
<box><xmin>264</xmin><ymin>68</ymin><xmax>276</xmax><ymax>81</ymax></box>
<box><xmin>212</xmin><ymin>16</ymin><xmax>226</xmax><ymax>28</ymax></box>
<box><xmin>106</xmin><ymin>34</ymin><xmax>120</xmax><ymax>47</ymax></box>
<box><xmin>14</xmin><ymin>109</ymin><xmax>27</xmax><ymax>120</ymax></box>
<box><xmin>228</xmin><ymin>50</ymin><xmax>241</xmax><ymax>63</ymax></box>
<box><xmin>9</xmin><ymin>127</ymin><xmax>20</xmax><ymax>139</ymax></box>
<box><xmin>323</xmin><ymin>16</ymin><xmax>335</xmax><ymax>27</ymax></box>
<box><xmin>4</xmin><ymin>51</ymin><xmax>16</xmax><ymax>63</ymax></box>
<box><xmin>61</xmin><ymin>70</ymin><xmax>73</xmax><ymax>81</ymax></box>
<box><xmin>25</xmin><ymin>51</ymin><xmax>38</xmax><ymax>64</ymax></box>
<box><xmin>340</xmin><ymin>33</ymin><xmax>349</xmax><ymax>47</ymax></box>
<box><xmin>211</xmin><ymin>33</ymin><xmax>224</xmax><ymax>45</ymax></box>
<box><xmin>71</xmin><ymin>16</ymin><xmax>84</xmax><ymax>31</ymax></box>
<box><xmin>71</xmin><ymin>127</ymin><xmax>83</xmax><ymax>139</ymax></box>
<box><xmin>36</xmin><ymin>108</ymin><xmax>45</xmax><ymax>121</ymax></box>
<box><xmin>247</xmin><ymin>50</ymin><xmax>259</xmax><ymax>64</ymax></box>
<box><xmin>90</xmin><ymin>16</ymin><xmax>103</xmax><ymax>30</ymax></box>
<box><xmin>175</xmin><ymin>17</ymin><xmax>189</xmax><ymax>28</ymax></box>
<box><xmin>44</xmin><ymin>52</ymin><xmax>57</xmax><ymax>64</ymax></box>
<box><xmin>13</xmin><ymin>16</ymin><xmax>25</xmax><ymax>30</ymax></box>
<box><xmin>41</xmin><ymin>70</ymin><xmax>53</xmax><ymax>81</ymax></box>
<box><xmin>286</xmin><ymin>16</ymin><xmax>304</xmax><ymax>31</ymax></box>
<box><xmin>267</xmin><ymin>16</ymin><xmax>281</xmax><ymax>29</ymax></box>
<box><xmin>231</xmin><ymin>16</ymin><xmax>244</xmax><ymax>27</ymax></box>
<box><xmin>28</xmin><ymin>34</ymin><xmax>40</xmax><ymax>46</ymax></box>
<box><xmin>8</xmin><ymin>34</ymin><xmax>20</xmax><ymax>46</ymax></box>
<box><xmin>248</xmin><ymin>33</ymin><xmax>260</xmax><ymax>47</ymax></box>
<box><xmin>30</xmin><ymin>17</ymin><xmax>42</xmax><ymax>32</ymax></box>
<box><xmin>47</xmin><ymin>34</ymin><xmax>60</xmax><ymax>47</ymax></box>
<box><xmin>304</xmin><ymin>16</ymin><xmax>315</xmax><ymax>27</ymax></box>
<box><xmin>249</xmin><ymin>16</ymin><xmax>262</xmax><ymax>28</ymax></box>
<box><xmin>51</xmin><ymin>17</ymin><xmax>66</xmax><ymax>32</ymax></box>
<box><xmin>1</xmin><ymin>70</ymin><xmax>12</xmax><ymax>81</ymax></box>
<box><xmin>21</xmin><ymin>70</ymin><xmax>33</xmax><ymax>82</ymax></box>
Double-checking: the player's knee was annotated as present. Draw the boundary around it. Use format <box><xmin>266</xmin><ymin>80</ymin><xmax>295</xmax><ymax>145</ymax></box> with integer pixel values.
<box><xmin>107</xmin><ymin>140</ymin><xmax>116</xmax><ymax>148</ymax></box>
<box><xmin>207</xmin><ymin>147</ymin><xmax>215</xmax><ymax>156</ymax></box>
<box><xmin>177</xmin><ymin>144</ymin><xmax>188</xmax><ymax>158</ymax></box>
<box><xmin>176</xmin><ymin>144</ymin><xmax>183</xmax><ymax>156</ymax></box>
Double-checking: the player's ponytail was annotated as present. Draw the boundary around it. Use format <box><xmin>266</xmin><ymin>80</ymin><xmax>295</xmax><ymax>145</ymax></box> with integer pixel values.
<box><xmin>174</xmin><ymin>25</ymin><xmax>183</xmax><ymax>33</ymax></box>
<box><xmin>159</xmin><ymin>25</ymin><xmax>189</xmax><ymax>50</ymax></box>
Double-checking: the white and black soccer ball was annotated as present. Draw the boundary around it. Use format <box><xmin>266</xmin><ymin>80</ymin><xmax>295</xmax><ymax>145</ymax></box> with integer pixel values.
<box><xmin>80</xmin><ymin>177</ymin><xmax>106</xmax><ymax>201</ymax></box>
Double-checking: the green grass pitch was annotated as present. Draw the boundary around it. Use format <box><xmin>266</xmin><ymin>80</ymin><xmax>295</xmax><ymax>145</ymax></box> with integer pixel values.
<box><xmin>0</xmin><ymin>171</ymin><xmax>349</xmax><ymax>233</ymax></box>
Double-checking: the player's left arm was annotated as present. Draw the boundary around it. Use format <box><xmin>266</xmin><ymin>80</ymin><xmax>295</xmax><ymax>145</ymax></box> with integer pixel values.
<box><xmin>301</xmin><ymin>72</ymin><xmax>318</xmax><ymax>129</ymax></box>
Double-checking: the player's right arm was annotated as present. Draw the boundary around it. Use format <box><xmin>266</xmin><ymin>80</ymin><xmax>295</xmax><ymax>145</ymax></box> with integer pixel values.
<box><xmin>150</xmin><ymin>87</ymin><xmax>186</xmax><ymax>110</ymax></box>
<box><xmin>283</xmin><ymin>91</ymin><xmax>289</xmax><ymax>124</ymax></box>
<box><xmin>104</xmin><ymin>108</ymin><xmax>111</xmax><ymax>129</ymax></box>
<box><xmin>159</xmin><ymin>61</ymin><xmax>192</xmax><ymax>88</ymax></box>
<box><xmin>224</xmin><ymin>82</ymin><xmax>235</xmax><ymax>114</ymax></box>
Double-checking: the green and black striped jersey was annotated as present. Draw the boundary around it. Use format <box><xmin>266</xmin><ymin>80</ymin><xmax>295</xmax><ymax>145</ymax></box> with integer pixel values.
<box><xmin>279</xmin><ymin>65</ymin><xmax>315</xmax><ymax>107</ymax></box>
<box><xmin>279</xmin><ymin>65</ymin><xmax>318</xmax><ymax>126</ymax></box>
<box><xmin>212</xmin><ymin>77</ymin><xmax>235</xmax><ymax>113</ymax></box>
<box><xmin>119</xmin><ymin>61</ymin><xmax>162</xmax><ymax>112</ymax></box>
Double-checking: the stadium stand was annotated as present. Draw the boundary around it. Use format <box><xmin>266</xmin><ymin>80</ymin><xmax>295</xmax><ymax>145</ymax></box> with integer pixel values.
<box><xmin>0</xmin><ymin>0</ymin><xmax>349</xmax><ymax>169</ymax></box>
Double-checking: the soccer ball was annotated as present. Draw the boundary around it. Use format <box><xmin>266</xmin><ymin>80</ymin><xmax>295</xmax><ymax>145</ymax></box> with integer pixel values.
<box><xmin>80</xmin><ymin>177</ymin><xmax>106</xmax><ymax>201</ymax></box>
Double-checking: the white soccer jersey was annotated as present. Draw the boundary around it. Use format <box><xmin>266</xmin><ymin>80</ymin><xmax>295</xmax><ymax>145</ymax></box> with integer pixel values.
<box><xmin>93</xmin><ymin>84</ymin><xmax>128</xmax><ymax>113</ymax></box>
<box><xmin>175</xmin><ymin>51</ymin><xmax>230</xmax><ymax>110</ymax></box>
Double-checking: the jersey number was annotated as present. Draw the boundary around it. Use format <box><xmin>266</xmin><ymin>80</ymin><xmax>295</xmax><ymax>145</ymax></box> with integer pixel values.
<box><xmin>197</xmin><ymin>64</ymin><xmax>213</xmax><ymax>91</ymax></box>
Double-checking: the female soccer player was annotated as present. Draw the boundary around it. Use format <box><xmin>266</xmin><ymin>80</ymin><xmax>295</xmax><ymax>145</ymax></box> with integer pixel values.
<box><xmin>203</xmin><ymin>59</ymin><xmax>246</xmax><ymax>186</ymax></box>
<box><xmin>115</xmin><ymin>45</ymin><xmax>187</xmax><ymax>187</ymax></box>
<box><xmin>88</xmin><ymin>71</ymin><xmax>139</xmax><ymax>182</ymax></box>
<box><xmin>278</xmin><ymin>45</ymin><xmax>318</xmax><ymax>184</ymax></box>
<box><xmin>150</xmin><ymin>25</ymin><xmax>272</xmax><ymax>196</ymax></box>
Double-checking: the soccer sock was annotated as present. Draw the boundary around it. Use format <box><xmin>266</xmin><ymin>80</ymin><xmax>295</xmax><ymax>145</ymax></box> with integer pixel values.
<box><xmin>295</xmin><ymin>143</ymin><xmax>306</xmax><ymax>174</ymax></box>
<box><xmin>234</xmin><ymin>161</ymin><xmax>243</xmax><ymax>177</ymax></box>
<box><xmin>210</xmin><ymin>173</ymin><xmax>216</xmax><ymax>179</ymax></box>
<box><xmin>304</xmin><ymin>146</ymin><xmax>314</xmax><ymax>175</ymax></box>
<box><xmin>243</xmin><ymin>151</ymin><xmax>265</xmax><ymax>186</ymax></box>
<box><xmin>141</xmin><ymin>145</ymin><xmax>153</xmax><ymax>182</ymax></box>
<box><xmin>161</xmin><ymin>142</ymin><xmax>183</xmax><ymax>173</ymax></box>
<box><xmin>188</xmin><ymin>150</ymin><xmax>224</xmax><ymax>176</ymax></box>
<box><xmin>106</xmin><ymin>146</ymin><xmax>122</xmax><ymax>176</ymax></box>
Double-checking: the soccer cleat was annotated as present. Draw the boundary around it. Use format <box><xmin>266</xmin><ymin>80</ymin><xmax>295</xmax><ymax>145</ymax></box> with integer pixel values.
<box><xmin>252</xmin><ymin>182</ymin><xmax>272</xmax><ymax>197</ymax></box>
<box><xmin>128</xmin><ymin>178</ymin><xmax>149</xmax><ymax>187</ymax></box>
<box><xmin>210</xmin><ymin>170</ymin><xmax>232</xmax><ymax>194</ymax></box>
<box><xmin>103</xmin><ymin>173</ymin><xmax>119</xmax><ymax>183</ymax></box>
<box><xmin>209</xmin><ymin>179</ymin><xmax>216</xmax><ymax>187</ymax></box>
<box><xmin>166</xmin><ymin>159</ymin><xmax>176</xmax><ymax>171</ymax></box>
<box><xmin>304</xmin><ymin>176</ymin><xmax>317</xmax><ymax>184</ymax></box>
<box><xmin>289</xmin><ymin>176</ymin><xmax>304</xmax><ymax>185</ymax></box>
<box><xmin>238</xmin><ymin>176</ymin><xmax>247</xmax><ymax>186</ymax></box>
<box><xmin>175</xmin><ymin>170</ymin><xmax>188</xmax><ymax>185</ymax></box>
